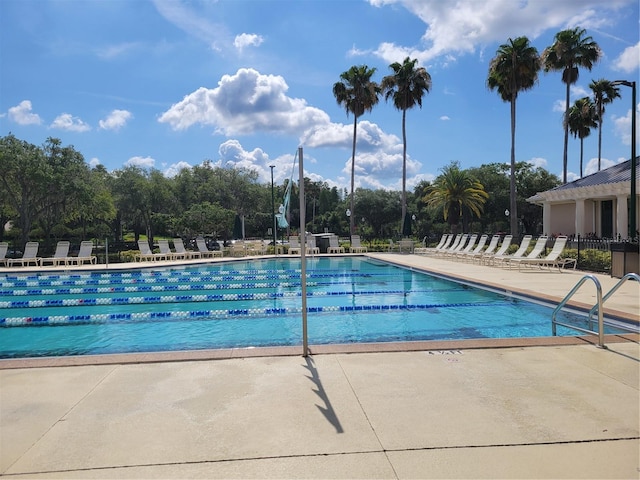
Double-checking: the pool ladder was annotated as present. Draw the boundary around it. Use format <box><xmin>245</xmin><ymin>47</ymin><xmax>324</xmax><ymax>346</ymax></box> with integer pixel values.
<box><xmin>552</xmin><ymin>273</ymin><xmax>640</xmax><ymax>348</ymax></box>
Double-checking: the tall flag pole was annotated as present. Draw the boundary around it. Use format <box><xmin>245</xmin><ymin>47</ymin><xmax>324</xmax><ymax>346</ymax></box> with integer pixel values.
<box><xmin>298</xmin><ymin>146</ymin><xmax>309</xmax><ymax>357</ymax></box>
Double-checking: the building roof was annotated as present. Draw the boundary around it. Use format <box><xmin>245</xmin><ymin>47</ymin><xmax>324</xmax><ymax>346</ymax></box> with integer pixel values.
<box><xmin>528</xmin><ymin>156</ymin><xmax>639</xmax><ymax>203</ymax></box>
<box><xmin>550</xmin><ymin>156</ymin><xmax>639</xmax><ymax>192</ymax></box>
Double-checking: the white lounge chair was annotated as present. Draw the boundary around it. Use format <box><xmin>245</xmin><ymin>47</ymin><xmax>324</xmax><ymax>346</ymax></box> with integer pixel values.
<box><xmin>504</xmin><ymin>236</ymin><xmax>548</xmax><ymax>269</ymax></box>
<box><xmin>481</xmin><ymin>235</ymin><xmax>512</xmax><ymax>265</ymax></box>
<box><xmin>306</xmin><ymin>235</ymin><xmax>320</xmax><ymax>255</ymax></box>
<box><xmin>196</xmin><ymin>237</ymin><xmax>223</xmax><ymax>258</ymax></box>
<box><xmin>69</xmin><ymin>240</ymin><xmax>97</xmax><ymax>265</ymax></box>
<box><xmin>467</xmin><ymin>235</ymin><xmax>499</xmax><ymax>263</ymax></box>
<box><xmin>435</xmin><ymin>234</ymin><xmax>462</xmax><ymax>256</ymax></box>
<box><xmin>9</xmin><ymin>242</ymin><xmax>41</xmax><ymax>267</ymax></box>
<box><xmin>439</xmin><ymin>234</ymin><xmax>468</xmax><ymax>257</ymax></box>
<box><xmin>415</xmin><ymin>234</ymin><xmax>450</xmax><ymax>255</ymax></box>
<box><xmin>511</xmin><ymin>236</ymin><xmax>576</xmax><ymax>271</ymax></box>
<box><xmin>0</xmin><ymin>242</ymin><xmax>10</xmax><ymax>267</ymax></box>
<box><xmin>173</xmin><ymin>238</ymin><xmax>201</xmax><ymax>259</ymax></box>
<box><xmin>135</xmin><ymin>240</ymin><xmax>165</xmax><ymax>262</ymax></box>
<box><xmin>157</xmin><ymin>239</ymin><xmax>182</xmax><ymax>260</ymax></box>
<box><xmin>489</xmin><ymin>235</ymin><xmax>531</xmax><ymax>266</ymax></box>
<box><xmin>288</xmin><ymin>236</ymin><xmax>302</xmax><ymax>255</ymax></box>
<box><xmin>41</xmin><ymin>241</ymin><xmax>71</xmax><ymax>266</ymax></box>
<box><xmin>449</xmin><ymin>234</ymin><xmax>478</xmax><ymax>259</ymax></box>
<box><xmin>327</xmin><ymin>235</ymin><xmax>345</xmax><ymax>254</ymax></box>
<box><xmin>456</xmin><ymin>234</ymin><xmax>488</xmax><ymax>261</ymax></box>
<box><xmin>349</xmin><ymin>235</ymin><xmax>367</xmax><ymax>253</ymax></box>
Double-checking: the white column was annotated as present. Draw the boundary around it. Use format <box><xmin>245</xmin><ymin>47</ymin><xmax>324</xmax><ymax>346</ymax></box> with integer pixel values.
<box><xmin>616</xmin><ymin>194</ymin><xmax>628</xmax><ymax>240</ymax></box>
<box><xmin>575</xmin><ymin>199</ymin><xmax>585</xmax><ymax>237</ymax></box>
<box><xmin>542</xmin><ymin>202</ymin><xmax>551</xmax><ymax>236</ymax></box>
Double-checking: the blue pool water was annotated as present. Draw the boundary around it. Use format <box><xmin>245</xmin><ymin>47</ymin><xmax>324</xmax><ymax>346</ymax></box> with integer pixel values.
<box><xmin>0</xmin><ymin>257</ymin><xmax>622</xmax><ymax>358</ymax></box>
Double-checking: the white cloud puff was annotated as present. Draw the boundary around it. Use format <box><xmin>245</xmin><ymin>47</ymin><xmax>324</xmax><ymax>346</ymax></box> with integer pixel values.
<box><xmin>368</xmin><ymin>0</ymin><xmax>633</xmax><ymax>65</ymax></box>
<box><xmin>99</xmin><ymin>110</ymin><xmax>133</xmax><ymax>131</ymax></box>
<box><xmin>50</xmin><ymin>113</ymin><xmax>91</xmax><ymax>132</ymax></box>
<box><xmin>234</xmin><ymin>33</ymin><xmax>264</xmax><ymax>52</ymax></box>
<box><xmin>125</xmin><ymin>156</ymin><xmax>155</xmax><ymax>168</ymax></box>
<box><xmin>158</xmin><ymin>68</ymin><xmax>330</xmax><ymax>136</ymax></box>
<box><xmin>612</xmin><ymin>42</ymin><xmax>640</xmax><ymax>73</ymax></box>
<box><xmin>8</xmin><ymin>100</ymin><xmax>42</xmax><ymax>125</ymax></box>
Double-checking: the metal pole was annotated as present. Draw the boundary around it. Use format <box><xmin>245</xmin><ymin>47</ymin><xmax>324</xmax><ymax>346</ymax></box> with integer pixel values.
<box><xmin>270</xmin><ymin>165</ymin><xmax>276</xmax><ymax>253</ymax></box>
<box><xmin>298</xmin><ymin>147</ymin><xmax>308</xmax><ymax>357</ymax></box>
<box><xmin>630</xmin><ymin>81</ymin><xmax>636</xmax><ymax>240</ymax></box>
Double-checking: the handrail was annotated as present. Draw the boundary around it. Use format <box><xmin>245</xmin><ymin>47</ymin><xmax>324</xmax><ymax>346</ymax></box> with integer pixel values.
<box><xmin>552</xmin><ymin>274</ymin><xmax>604</xmax><ymax>347</ymax></box>
<box><xmin>587</xmin><ymin>273</ymin><xmax>640</xmax><ymax>331</ymax></box>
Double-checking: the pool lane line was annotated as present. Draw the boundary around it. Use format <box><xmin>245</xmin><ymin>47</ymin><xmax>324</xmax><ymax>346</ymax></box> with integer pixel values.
<box><xmin>0</xmin><ymin>271</ymin><xmax>393</xmax><ymax>288</ymax></box>
<box><xmin>0</xmin><ymin>302</ymin><xmax>501</xmax><ymax>326</ymax></box>
<box><xmin>0</xmin><ymin>288</ymin><xmax>478</xmax><ymax>309</ymax></box>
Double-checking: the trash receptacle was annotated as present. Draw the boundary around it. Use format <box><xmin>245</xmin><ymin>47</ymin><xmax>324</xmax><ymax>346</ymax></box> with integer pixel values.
<box><xmin>610</xmin><ymin>242</ymin><xmax>640</xmax><ymax>278</ymax></box>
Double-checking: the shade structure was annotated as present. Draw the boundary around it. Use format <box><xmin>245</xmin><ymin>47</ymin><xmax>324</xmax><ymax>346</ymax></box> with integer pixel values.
<box><xmin>402</xmin><ymin>213</ymin><xmax>412</xmax><ymax>237</ymax></box>
<box><xmin>233</xmin><ymin>215</ymin><xmax>243</xmax><ymax>239</ymax></box>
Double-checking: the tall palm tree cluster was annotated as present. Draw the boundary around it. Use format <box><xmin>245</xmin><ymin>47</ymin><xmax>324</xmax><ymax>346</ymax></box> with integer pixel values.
<box><xmin>333</xmin><ymin>58</ymin><xmax>431</xmax><ymax>237</ymax></box>
<box><xmin>486</xmin><ymin>27</ymin><xmax>613</xmax><ymax>236</ymax></box>
<box><xmin>335</xmin><ymin>27</ymin><xmax>613</xmax><ymax>238</ymax></box>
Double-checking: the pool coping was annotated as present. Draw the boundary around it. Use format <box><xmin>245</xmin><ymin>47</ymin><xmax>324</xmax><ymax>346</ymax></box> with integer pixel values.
<box><xmin>1</xmin><ymin>253</ymin><xmax>638</xmax><ymax>369</ymax></box>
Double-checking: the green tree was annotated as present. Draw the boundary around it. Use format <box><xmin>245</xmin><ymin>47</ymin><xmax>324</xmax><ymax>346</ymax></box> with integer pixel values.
<box><xmin>0</xmin><ymin>135</ymin><xmax>50</xmax><ymax>246</ymax></box>
<box><xmin>333</xmin><ymin>65</ymin><xmax>381</xmax><ymax>236</ymax></box>
<box><xmin>487</xmin><ymin>36</ymin><xmax>541</xmax><ymax>236</ymax></box>
<box><xmin>589</xmin><ymin>79</ymin><xmax>621</xmax><ymax>171</ymax></box>
<box><xmin>423</xmin><ymin>162</ymin><xmax>488</xmax><ymax>234</ymax></box>
<box><xmin>565</xmin><ymin>97</ymin><xmax>598</xmax><ymax>178</ymax></box>
<box><xmin>380</xmin><ymin>57</ymin><xmax>432</xmax><ymax>233</ymax></box>
<box><xmin>542</xmin><ymin>27</ymin><xmax>601</xmax><ymax>183</ymax></box>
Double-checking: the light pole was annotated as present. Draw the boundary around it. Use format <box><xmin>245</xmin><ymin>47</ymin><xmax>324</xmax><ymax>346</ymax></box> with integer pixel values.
<box><xmin>611</xmin><ymin>80</ymin><xmax>637</xmax><ymax>240</ymax></box>
<box><xmin>269</xmin><ymin>165</ymin><xmax>276</xmax><ymax>253</ymax></box>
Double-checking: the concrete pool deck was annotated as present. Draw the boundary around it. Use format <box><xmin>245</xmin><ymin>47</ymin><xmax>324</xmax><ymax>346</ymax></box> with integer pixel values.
<box><xmin>1</xmin><ymin>253</ymin><xmax>638</xmax><ymax>478</ymax></box>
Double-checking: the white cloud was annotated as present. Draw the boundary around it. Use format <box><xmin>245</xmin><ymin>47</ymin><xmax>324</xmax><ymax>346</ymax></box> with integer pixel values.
<box><xmin>8</xmin><ymin>100</ymin><xmax>42</xmax><ymax>125</ymax></box>
<box><xmin>164</xmin><ymin>161</ymin><xmax>191</xmax><ymax>178</ymax></box>
<box><xmin>528</xmin><ymin>157</ymin><xmax>548</xmax><ymax>169</ymax></box>
<box><xmin>158</xmin><ymin>68</ymin><xmax>330</xmax><ymax>136</ymax></box>
<box><xmin>152</xmin><ymin>0</ymin><xmax>230</xmax><ymax>52</ymax></box>
<box><xmin>552</xmin><ymin>99</ymin><xmax>566</xmax><ymax>113</ymax></box>
<box><xmin>50</xmin><ymin>113</ymin><xmax>91</xmax><ymax>132</ymax></box>
<box><xmin>234</xmin><ymin>33</ymin><xmax>264</xmax><ymax>52</ymax></box>
<box><xmin>584</xmin><ymin>157</ymin><xmax>616</xmax><ymax>175</ymax></box>
<box><xmin>88</xmin><ymin>157</ymin><xmax>101</xmax><ymax>168</ymax></box>
<box><xmin>612</xmin><ymin>102</ymin><xmax>640</xmax><ymax>147</ymax></box>
<box><xmin>367</xmin><ymin>0</ymin><xmax>633</xmax><ymax>64</ymax></box>
<box><xmin>440</xmin><ymin>115</ymin><xmax>450</xmax><ymax>121</ymax></box>
<box><xmin>612</xmin><ymin>42</ymin><xmax>640</xmax><ymax>73</ymax></box>
<box><xmin>125</xmin><ymin>156</ymin><xmax>155</xmax><ymax>168</ymax></box>
<box><xmin>99</xmin><ymin>109</ymin><xmax>133</xmax><ymax>131</ymax></box>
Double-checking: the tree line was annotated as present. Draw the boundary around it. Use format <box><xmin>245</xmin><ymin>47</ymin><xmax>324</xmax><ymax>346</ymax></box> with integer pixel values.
<box><xmin>0</xmin><ymin>134</ymin><xmax>560</xmax><ymax>254</ymax></box>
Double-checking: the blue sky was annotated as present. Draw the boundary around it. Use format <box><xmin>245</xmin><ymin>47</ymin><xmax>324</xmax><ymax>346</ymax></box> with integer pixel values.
<box><xmin>1</xmin><ymin>0</ymin><xmax>638</xmax><ymax>191</ymax></box>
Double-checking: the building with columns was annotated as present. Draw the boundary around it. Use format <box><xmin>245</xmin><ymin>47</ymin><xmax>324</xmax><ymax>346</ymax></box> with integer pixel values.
<box><xmin>527</xmin><ymin>157</ymin><xmax>639</xmax><ymax>240</ymax></box>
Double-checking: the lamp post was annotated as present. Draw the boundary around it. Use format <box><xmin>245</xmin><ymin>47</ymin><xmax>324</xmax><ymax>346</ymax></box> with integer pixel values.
<box><xmin>611</xmin><ymin>80</ymin><xmax>637</xmax><ymax>240</ymax></box>
<box><xmin>269</xmin><ymin>165</ymin><xmax>276</xmax><ymax>253</ymax></box>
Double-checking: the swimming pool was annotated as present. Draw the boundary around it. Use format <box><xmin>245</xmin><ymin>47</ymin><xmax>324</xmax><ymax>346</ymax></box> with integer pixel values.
<box><xmin>0</xmin><ymin>257</ymin><xmax>623</xmax><ymax>358</ymax></box>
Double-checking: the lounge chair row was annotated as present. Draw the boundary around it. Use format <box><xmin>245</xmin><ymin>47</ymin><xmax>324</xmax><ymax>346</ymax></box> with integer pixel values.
<box><xmin>286</xmin><ymin>235</ymin><xmax>367</xmax><ymax>255</ymax></box>
<box><xmin>416</xmin><ymin>233</ymin><xmax>576</xmax><ymax>271</ymax></box>
<box><xmin>0</xmin><ymin>241</ymin><xmax>97</xmax><ymax>267</ymax></box>
<box><xmin>135</xmin><ymin>238</ymin><xmax>223</xmax><ymax>261</ymax></box>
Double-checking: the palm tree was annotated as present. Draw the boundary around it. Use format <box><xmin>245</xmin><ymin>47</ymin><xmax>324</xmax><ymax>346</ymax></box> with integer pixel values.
<box><xmin>542</xmin><ymin>27</ymin><xmax>601</xmax><ymax>184</ymax></box>
<box><xmin>423</xmin><ymin>162</ymin><xmax>488</xmax><ymax>234</ymax></box>
<box><xmin>380</xmin><ymin>57</ymin><xmax>432</xmax><ymax>234</ymax></box>
<box><xmin>333</xmin><ymin>65</ymin><xmax>381</xmax><ymax>236</ymax></box>
<box><xmin>487</xmin><ymin>36</ymin><xmax>541</xmax><ymax>237</ymax></box>
<box><xmin>589</xmin><ymin>79</ymin><xmax>621</xmax><ymax>171</ymax></box>
<box><xmin>565</xmin><ymin>97</ymin><xmax>598</xmax><ymax>178</ymax></box>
